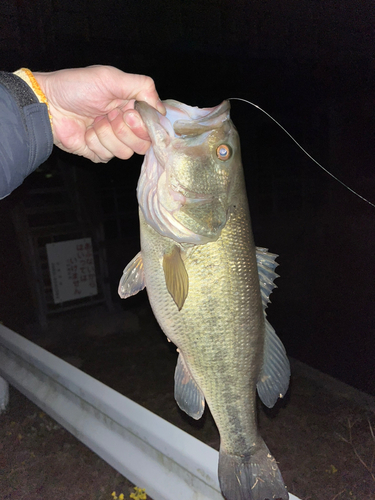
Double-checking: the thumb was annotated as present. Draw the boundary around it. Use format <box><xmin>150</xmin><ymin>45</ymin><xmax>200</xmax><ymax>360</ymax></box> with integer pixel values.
<box><xmin>106</xmin><ymin>68</ymin><xmax>166</xmax><ymax>115</ymax></box>
<box><xmin>134</xmin><ymin>80</ymin><xmax>166</xmax><ymax>115</ymax></box>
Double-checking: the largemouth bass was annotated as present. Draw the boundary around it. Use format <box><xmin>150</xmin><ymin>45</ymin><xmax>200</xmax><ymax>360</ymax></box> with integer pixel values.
<box><xmin>119</xmin><ymin>99</ymin><xmax>290</xmax><ymax>500</ymax></box>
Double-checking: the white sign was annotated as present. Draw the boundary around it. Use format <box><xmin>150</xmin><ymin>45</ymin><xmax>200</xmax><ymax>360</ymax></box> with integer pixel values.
<box><xmin>46</xmin><ymin>238</ymin><xmax>98</xmax><ymax>304</ymax></box>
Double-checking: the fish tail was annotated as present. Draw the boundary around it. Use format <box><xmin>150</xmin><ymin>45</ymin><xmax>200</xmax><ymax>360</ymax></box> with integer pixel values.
<box><xmin>218</xmin><ymin>441</ymin><xmax>289</xmax><ymax>500</ymax></box>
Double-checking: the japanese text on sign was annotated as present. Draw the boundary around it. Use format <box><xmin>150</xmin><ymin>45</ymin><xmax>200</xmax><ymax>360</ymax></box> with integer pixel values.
<box><xmin>46</xmin><ymin>238</ymin><xmax>98</xmax><ymax>304</ymax></box>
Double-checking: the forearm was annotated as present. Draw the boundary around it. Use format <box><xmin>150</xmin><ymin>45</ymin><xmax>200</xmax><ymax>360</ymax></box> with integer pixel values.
<box><xmin>0</xmin><ymin>70</ymin><xmax>53</xmax><ymax>199</ymax></box>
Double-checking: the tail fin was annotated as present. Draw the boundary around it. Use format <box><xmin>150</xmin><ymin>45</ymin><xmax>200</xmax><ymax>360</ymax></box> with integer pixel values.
<box><xmin>218</xmin><ymin>441</ymin><xmax>289</xmax><ymax>500</ymax></box>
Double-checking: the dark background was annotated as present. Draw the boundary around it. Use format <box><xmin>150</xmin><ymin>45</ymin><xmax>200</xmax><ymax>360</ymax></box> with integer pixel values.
<box><xmin>0</xmin><ymin>0</ymin><xmax>374</xmax><ymax>395</ymax></box>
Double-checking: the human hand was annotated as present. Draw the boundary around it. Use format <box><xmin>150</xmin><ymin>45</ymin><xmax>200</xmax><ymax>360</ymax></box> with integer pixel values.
<box><xmin>33</xmin><ymin>65</ymin><xmax>165</xmax><ymax>162</ymax></box>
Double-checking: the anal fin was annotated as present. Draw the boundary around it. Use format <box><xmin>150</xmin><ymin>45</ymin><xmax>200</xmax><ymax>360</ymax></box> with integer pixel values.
<box><xmin>174</xmin><ymin>353</ymin><xmax>205</xmax><ymax>420</ymax></box>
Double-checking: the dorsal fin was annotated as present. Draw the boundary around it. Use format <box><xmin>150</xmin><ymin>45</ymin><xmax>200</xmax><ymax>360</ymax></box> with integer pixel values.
<box><xmin>256</xmin><ymin>247</ymin><xmax>279</xmax><ymax>312</ymax></box>
<box><xmin>256</xmin><ymin>247</ymin><xmax>290</xmax><ymax>407</ymax></box>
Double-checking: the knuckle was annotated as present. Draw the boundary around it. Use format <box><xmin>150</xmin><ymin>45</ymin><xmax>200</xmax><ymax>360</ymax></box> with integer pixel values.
<box><xmin>96</xmin><ymin>152</ymin><xmax>113</xmax><ymax>163</ymax></box>
<box><xmin>93</xmin><ymin>119</ymin><xmax>111</xmax><ymax>138</ymax></box>
<box><xmin>144</xmin><ymin>75</ymin><xmax>155</xmax><ymax>89</ymax></box>
<box><xmin>85</xmin><ymin>129</ymin><xmax>99</xmax><ymax>149</ymax></box>
<box><xmin>117</xmin><ymin>147</ymin><xmax>134</xmax><ymax>160</ymax></box>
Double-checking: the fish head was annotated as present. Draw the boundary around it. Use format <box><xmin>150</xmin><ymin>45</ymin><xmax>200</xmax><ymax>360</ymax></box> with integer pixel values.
<box><xmin>136</xmin><ymin>99</ymin><xmax>241</xmax><ymax>244</ymax></box>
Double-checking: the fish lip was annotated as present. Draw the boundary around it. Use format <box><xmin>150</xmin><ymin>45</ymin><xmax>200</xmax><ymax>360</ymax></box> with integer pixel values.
<box><xmin>135</xmin><ymin>100</ymin><xmax>172</xmax><ymax>148</ymax></box>
<box><xmin>134</xmin><ymin>100</ymin><xmax>150</xmax><ymax>114</ymax></box>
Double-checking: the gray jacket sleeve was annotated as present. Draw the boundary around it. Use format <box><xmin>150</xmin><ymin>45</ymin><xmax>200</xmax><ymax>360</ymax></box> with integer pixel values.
<box><xmin>0</xmin><ymin>72</ymin><xmax>53</xmax><ymax>199</ymax></box>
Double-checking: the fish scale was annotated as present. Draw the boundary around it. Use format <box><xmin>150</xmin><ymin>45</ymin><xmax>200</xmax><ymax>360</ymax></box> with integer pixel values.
<box><xmin>119</xmin><ymin>99</ymin><xmax>290</xmax><ymax>500</ymax></box>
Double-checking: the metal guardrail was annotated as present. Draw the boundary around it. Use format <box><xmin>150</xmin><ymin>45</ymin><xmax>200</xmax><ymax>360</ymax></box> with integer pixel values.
<box><xmin>0</xmin><ymin>324</ymin><xmax>300</xmax><ymax>500</ymax></box>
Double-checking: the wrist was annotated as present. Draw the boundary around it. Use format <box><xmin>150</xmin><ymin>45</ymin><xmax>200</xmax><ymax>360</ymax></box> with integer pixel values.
<box><xmin>32</xmin><ymin>71</ymin><xmax>48</xmax><ymax>98</ymax></box>
<box><xmin>13</xmin><ymin>68</ymin><xmax>53</xmax><ymax>129</ymax></box>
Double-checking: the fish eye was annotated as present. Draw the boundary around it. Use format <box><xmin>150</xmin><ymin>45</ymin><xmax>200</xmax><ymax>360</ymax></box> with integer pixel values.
<box><xmin>216</xmin><ymin>144</ymin><xmax>231</xmax><ymax>161</ymax></box>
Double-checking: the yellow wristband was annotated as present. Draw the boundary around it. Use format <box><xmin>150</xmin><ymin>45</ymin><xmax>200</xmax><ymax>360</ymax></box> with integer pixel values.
<box><xmin>13</xmin><ymin>68</ymin><xmax>53</xmax><ymax>127</ymax></box>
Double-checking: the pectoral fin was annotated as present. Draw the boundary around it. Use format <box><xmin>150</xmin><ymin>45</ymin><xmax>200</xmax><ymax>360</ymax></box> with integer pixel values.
<box><xmin>257</xmin><ymin>319</ymin><xmax>290</xmax><ymax>408</ymax></box>
<box><xmin>163</xmin><ymin>245</ymin><xmax>189</xmax><ymax>310</ymax></box>
<box><xmin>174</xmin><ymin>353</ymin><xmax>205</xmax><ymax>420</ymax></box>
<box><xmin>118</xmin><ymin>252</ymin><xmax>145</xmax><ymax>299</ymax></box>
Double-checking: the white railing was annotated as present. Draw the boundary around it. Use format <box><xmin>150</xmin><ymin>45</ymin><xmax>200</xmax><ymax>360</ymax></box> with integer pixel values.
<box><xmin>0</xmin><ymin>324</ymin><xmax>299</xmax><ymax>500</ymax></box>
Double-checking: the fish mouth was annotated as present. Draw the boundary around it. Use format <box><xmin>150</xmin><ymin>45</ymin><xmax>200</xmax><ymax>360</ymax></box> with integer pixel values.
<box><xmin>170</xmin><ymin>100</ymin><xmax>231</xmax><ymax>136</ymax></box>
<box><xmin>135</xmin><ymin>100</ymin><xmax>231</xmax><ymax>141</ymax></box>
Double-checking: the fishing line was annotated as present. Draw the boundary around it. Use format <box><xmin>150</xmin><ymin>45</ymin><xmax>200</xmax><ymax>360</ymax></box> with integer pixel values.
<box><xmin>229</xmin><ymin>97</ymin><xmax>375</xmax><ymax>209</ymax></box>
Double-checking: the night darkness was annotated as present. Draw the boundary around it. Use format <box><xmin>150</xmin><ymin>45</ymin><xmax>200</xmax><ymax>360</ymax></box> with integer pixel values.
<box><xmin>0</xmin><ymin>0</ymin><xmax>374</xmax><ymax>395</ymax></box>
